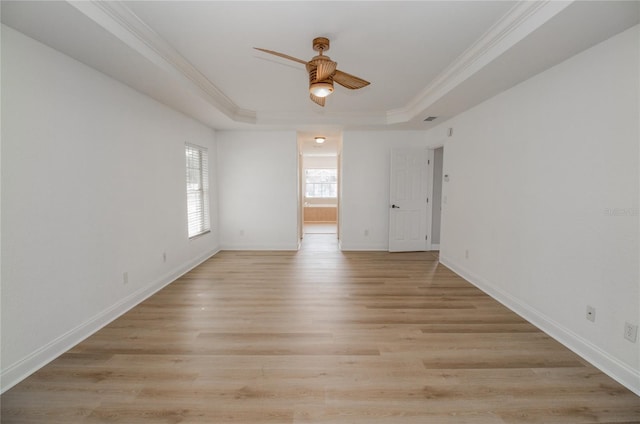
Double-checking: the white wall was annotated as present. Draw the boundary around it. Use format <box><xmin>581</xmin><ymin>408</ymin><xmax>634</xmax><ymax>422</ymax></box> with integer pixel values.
<box><xmin>1</xmin><ymin>26</ymin><xmax>219</xmax><ymax>392</ymax></box>
<box><xmin>303</xmin><ymin>156</ymin><xmax>336</xmax><ymax>169</ymax></box>
<box><xmin>434</xmin><ymin>25</ymin><xmax>639</xmax><ymax>393</ymax></box>
<box><xmin>217</xmin><ymin>131</ymin><xmax>298</xmax><ymax>250</ymax></box>
<box><xmin>340</xmin><ymin>131</ymin><xmax>432</xmax><ymax>250</ymax></box>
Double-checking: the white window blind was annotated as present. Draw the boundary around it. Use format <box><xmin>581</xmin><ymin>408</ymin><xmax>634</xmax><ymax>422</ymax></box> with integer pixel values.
<box><xmin>185</xmin><ymin>143</ymin><xmax>210</xmax><ymax>238</ymax></box>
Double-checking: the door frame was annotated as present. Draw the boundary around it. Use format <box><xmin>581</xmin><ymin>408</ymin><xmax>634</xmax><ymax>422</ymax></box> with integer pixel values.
<box><xmin>297</xmin><ymin>149</ymin><xmax>304</xmax><ymax>246</ymax></box>
<box><xmin>425</xmin><ymin>145</ymin><xmax>444</xmax><ymax>251</ymax></box>
<box><xmin>297</xmin><ymin>133</ymin><xmax>342</xmax><ymax>243</ymax></box>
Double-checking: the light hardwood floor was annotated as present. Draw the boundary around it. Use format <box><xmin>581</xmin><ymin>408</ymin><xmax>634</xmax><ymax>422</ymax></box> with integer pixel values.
<box><xmin>2</xmin><ymin>234</ymin><xmax>639</xmax><ymax>423</ymax></box>
<box><xmin>304</xmin><ymin>223</ymin><xmax>337</xmax><ymax>234</ymax></box>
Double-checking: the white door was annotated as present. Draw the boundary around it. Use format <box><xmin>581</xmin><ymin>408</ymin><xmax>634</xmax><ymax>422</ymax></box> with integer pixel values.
<box><xmin>389</xmin><ymin>148</ymin><xmax>428</xmax><ymax>252</ymax></box>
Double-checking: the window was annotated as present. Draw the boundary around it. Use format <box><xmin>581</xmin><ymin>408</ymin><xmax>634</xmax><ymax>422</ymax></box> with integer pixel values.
<box><xmin>185</xmin><ymin>143</ymin><xmax>210</xmax><ymax>238</ymax></box>
<box><xmin>305</xmin><ymin>168</ymin><xmax>337</xmax><ymax>198</ymax></box>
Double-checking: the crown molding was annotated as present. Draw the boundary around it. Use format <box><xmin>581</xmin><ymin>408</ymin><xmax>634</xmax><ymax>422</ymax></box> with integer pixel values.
<box><xmin>256</xmin><ymin>109</ymin><xmax>388</xmax><ymax>128</ymax></box>
<box><xmin>386</xmin><ymin>0</ymin><xmax>573</xmax><ymax>125</ymax></box>
<box><xmin>67</xmin><ymin>0</ymin><xmax>256</xmax><ymax>124</ymax></box>
<box><xmin>66</xmin><ymin>0</ymin><xmax>573</xmax><ymax>128</ymax></box>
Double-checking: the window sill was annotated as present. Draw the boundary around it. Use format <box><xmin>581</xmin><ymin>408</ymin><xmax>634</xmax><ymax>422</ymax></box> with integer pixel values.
<box><xmin>189</xmin><ymin>230</ymin><xmax>211</xmax><ymax>240</ymax></box>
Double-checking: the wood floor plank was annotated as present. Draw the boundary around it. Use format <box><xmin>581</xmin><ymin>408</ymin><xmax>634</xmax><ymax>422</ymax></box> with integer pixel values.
<box><xmin>2</xmin><ymin>234</ymin><xmax>639</xmax><ymax>423</ymax></box>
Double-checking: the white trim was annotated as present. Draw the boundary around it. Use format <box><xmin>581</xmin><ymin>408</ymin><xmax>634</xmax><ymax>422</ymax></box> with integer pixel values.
<box><xmin>220</xmin><ymin>244</ymin><xmax>299</xmax><ymax>251</ymax></box>
<box><xmin>257</xmin><ymin>110</ymin><xmax>388</xmax><ymax>127</ymax></box>
<box><xmin>425</xmin><ymin>149</ymin><xmax>435</xmax><ymax>251</ymax></box>
<box><xmin>69</xmin><ymin>0</ymin><xmax>572</xmax><ymax>127</ymax></box>
<box><xmin>67</xmin><ymin>1</ymin><xmax>255</xmax><ymax>124</ymax></box>
<box><xmin>340</xmin><ymin>244</ymin><xmax>388</xmax><ymax>252</ymax></box>
<box><xmin>430</xmin><ymin>243</ymin><xmax>440</xmax><ymax>251</ymax></box>
<box><xmin>0</xmin><ymin>248</ymin><xmax>220</xmax><ymax>394</ymax></box>
<box><xmin>387</xmin><ymin>0</ymin><xmax>573</xmax><ymax>124</ymax></box>
<box><xmin>439</xmin><ymin>254</ymin><xmax>640</xmax><ymax>396</ymax></box>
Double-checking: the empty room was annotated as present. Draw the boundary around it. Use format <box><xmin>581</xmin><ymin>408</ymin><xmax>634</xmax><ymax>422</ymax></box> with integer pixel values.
<box><xmin>1</xmin><ymin>1</ymin><xmax>639</xmax><ymax>423</ymax></box>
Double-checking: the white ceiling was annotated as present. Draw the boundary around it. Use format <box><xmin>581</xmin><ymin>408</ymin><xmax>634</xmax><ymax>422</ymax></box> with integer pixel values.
<box><xmin>2</xmin><ymin>1</ymin><xmax>639</xmax><ymax>135</ymax></box>
<box><xmin>125</xmin><ymin>1</ymin><xmax>513</xmax><ymax>112</ymax></box>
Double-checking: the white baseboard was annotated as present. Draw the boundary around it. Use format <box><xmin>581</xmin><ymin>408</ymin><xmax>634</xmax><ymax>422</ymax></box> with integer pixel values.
<box><xmin>220</xmin><ymin>243</ymin><xmax>298</xmax><ymax>251</ymax></box>
<box><xmin>340</xmin><ymin>246</ymin><xmax>388</xmax><ymax>251</ymax></box>
<box><xmin>430</xmin><ymin>243</ymin><xmax>440</xmax><ymax>250</ymax></box>
<box><xmin>439</xmin><ymin>254</ymin><xmax>640</xmax><ymax>396</ymax></box>
<box><xmin>0</xmin><ymin>248</ymin><xmax>220</xmax><ymax>394</ymax></box>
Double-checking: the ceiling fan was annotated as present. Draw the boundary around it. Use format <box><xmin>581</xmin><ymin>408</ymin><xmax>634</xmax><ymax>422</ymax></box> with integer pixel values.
<box><xmin>254</xmin><ymin>37</ymin><xmax>370</xmax><ymax>107</ymax></box>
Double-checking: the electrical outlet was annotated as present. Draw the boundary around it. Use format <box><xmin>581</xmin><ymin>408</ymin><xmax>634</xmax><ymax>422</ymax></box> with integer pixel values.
<box><xmin>162</xmin><ymin>252</ymin><xmax>167</xmax><ymax>263</ymax></box>
<box><xmin>624</xmin><ymin>322</ymin><xmax>638</xmax><ymax>343</ymax></box>
<box><xmin>239</xmin><ymin>229</ymin><xmax>245</xmax><ymax>236</ymax></box>
<box><xmin>586</xmin><ymin>305</ymin><xmax>596</xmax><ymax>322</ymax></box>
<box><xmin>123</xmin><ymin>272</ymin><xmax>129</xmax><ymax>285</ymax></box>
<box><xmin>465</xmin><ymin>249</ymin><xmax>469</xmax><ymax>259</ymax></box>
<box><xmin>364</xmin><ymin>229</ymin><xmax>369</xmax><ymax>237</ymax></box>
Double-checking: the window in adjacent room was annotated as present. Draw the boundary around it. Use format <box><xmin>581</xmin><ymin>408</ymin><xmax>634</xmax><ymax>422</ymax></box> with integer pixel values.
<box><xmin>305</xmin><ymin>168</ymin><xmax>337</xmax><ymax>198</ymax></box>
<box><xmin>185</xmin><ymin>143</ymin><xmax>210</xmax><ymax>238</ymax></box>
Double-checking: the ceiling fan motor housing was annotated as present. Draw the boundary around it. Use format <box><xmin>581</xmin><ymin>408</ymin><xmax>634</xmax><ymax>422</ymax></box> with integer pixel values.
<box><xmin>312</xmin><ymin>37</ymin><xmax>330</xmax><ymax>53</ymax></box>
<box><xmin>307</xmin><ymin>53</ymin><xmax>337</xmax><ymax>98</ymax></box>
<box><xmin>254</xmin><ymin>36</ymin><xmax>369</xmax><ymax>105</ymax></box>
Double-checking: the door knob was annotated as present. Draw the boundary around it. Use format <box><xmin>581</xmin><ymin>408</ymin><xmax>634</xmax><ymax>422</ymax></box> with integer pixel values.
<box><xmin>391</xmin><ymin>204</ymin><xmax>400</xmax><ymax>208</ymax></box>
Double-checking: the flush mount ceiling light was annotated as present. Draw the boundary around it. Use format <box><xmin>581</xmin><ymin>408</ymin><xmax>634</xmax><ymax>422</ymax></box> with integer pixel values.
<box><xmin>314</xmin><ymin>137</ymin><xmax>326</xmax><ymax>144</ymax></box>
<box><xmin>309</xmin><ymin>80</ymin><xmax>334</xmax><ymax>98</ymax></box>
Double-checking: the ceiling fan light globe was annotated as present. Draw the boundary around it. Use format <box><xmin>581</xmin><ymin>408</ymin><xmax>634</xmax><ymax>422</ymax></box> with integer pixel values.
<box><xmin>309</xmin><ymin>82</ymin><xmax>334</xmax><ymax>98</ymax></box>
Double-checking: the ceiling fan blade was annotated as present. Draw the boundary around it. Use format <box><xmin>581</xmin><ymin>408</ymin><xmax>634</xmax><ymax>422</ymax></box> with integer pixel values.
<box><xmin>310</xmin><ymin>93</ymin><xmax>326</xmax><ymax>107</ymax></box>
<box><xmin>334</xmin><ymin>70</ymin><xmax>370</xmax><ymax>90</ymax></box>
<box><xmin>254</xmin><ymin>48</ymin><xmax>307</xmax><ymax>65</ymax></box>
<box><xmin>315</xmin><ymin>60</ymin><xmax>337</xmax><ymax>81</ymax></box>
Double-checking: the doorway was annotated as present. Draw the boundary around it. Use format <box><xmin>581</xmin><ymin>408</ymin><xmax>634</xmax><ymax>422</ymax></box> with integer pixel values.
<box><xmin>388</xmin><ymin>147</ymin><xmax>429</xmax><ymax>252</ymax></box>
<box><xmin>297</xmin><ymin>132</ymin><xmax>341</xmax><ymax>241</ymax></box>
<box><xmin>302</xmin><ymin>156</ymin><xmax>338</xmax><ymax>235</ymax></box>
<box><xmin>386</xmin><ymin>146</ymin><xmax>444</xmax><ymax>252</ymax></box>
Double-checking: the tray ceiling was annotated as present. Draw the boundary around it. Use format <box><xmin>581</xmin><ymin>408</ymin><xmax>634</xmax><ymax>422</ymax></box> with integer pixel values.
<box><xmin>2</xmin><ymin>1</ymin><xmax>638</xmax><ymax>130</ymax></box>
